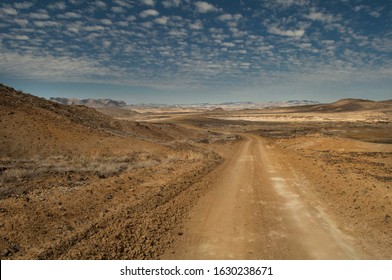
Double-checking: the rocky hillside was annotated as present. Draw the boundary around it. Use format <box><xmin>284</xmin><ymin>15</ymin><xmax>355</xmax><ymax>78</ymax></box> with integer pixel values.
<box><xmin>0</xmin><ymin>84</ymin><xmax>175</xmax><ymax>158</ymax></box>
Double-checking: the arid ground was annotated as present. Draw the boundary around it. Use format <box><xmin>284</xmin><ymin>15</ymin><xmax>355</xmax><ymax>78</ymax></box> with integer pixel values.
<box><xmin>1</xmin><ymin>84</ymin><xmax>391</xmax><ymax>259</ymax></box>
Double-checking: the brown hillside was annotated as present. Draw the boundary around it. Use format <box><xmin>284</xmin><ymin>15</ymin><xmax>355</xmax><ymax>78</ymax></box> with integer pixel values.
<box><xmin>271</xmin><ymin>98</ymin><xmax>392</xmax><ymax>113</ymax></box>
<box><xmin>0</xmin><ymin>84</ymin><xmax>171</xmax><ymax>158</ymax></box>
<box><xmin>325</xmin><ymin>98</ymin><xmax>376</xmax><ymax>112</ymax></box>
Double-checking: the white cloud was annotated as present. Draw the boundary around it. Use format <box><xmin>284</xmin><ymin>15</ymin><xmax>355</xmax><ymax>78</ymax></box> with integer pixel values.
<box><xmin>117</xmin><ymin>21</ymin><xmax>128</xmax><ymax>27</ymax></box>
<box><xmin>139</xmin><ymin>9</ymin><xmax>159</xmax><ymax>18</ymax></box>
<box><xmin>69</xmin><ymin>0</ymin><xmax>82</xmax><ymax>4</ymax></box>
<box><xmin>369</xmin><ymin>11</ymin><xmax>381</xmax><ymax>18</ymax></box>
<box><xmin>67</xmin><ymin>26</ymin><xmax>80</xmax><ymax>33</ymax></box>
<box><xmin>322</xmin><ymin>40</ymin><xmax>335</xmax><ymax>45</ymax></box>
<box><xmin>305</xmin><ymin>10</ymin><xmax>337</xmax><ymax>22</ymax></box>
<box><xmin>171</xmin><ymin>15</ymin><xmax>184</xmax><ymax>22</ymax></box>
<box><xmin>194</xmin><ymin>1</ymin><xmax>218</xmax><ymax>13</ymax></box>
<box><xmin>103</xmin><ymin>40</ymin><xmax>112</xmax><ymax>48</ymax></box>
<box><xmin>114</xmin><ymin>0</ymin><xmax>132</xmax><ymax>7</ymax></box>
<box><xmin>275</xmin><ymin>0</ymin><xmax>309</xmax><ymax>8</ymax></box>
<box><xmin>15</xmin><ymin>35</ymin><xmax>30</xmax><ymax>40</ymax></box>
<box><xmin>258</xmin><ymin>45</ymin><xmax>274</xmax><ymax>52</ymax></box>
<box><xmin>127</xmin><ymin>15</ymin><xmax>137</xmax><ymax>21</ymax></box>
<box><xmin>222</xmin><ymin>42</ymin><xmax>235</xmax><ymax>47</ymax></box>
<box><xmin>217</xmin><ymin>14</ymin><xmax>233</xmax><ymax>21</ymax></box>
<box><xmin>298</xmin><ymin>42</ymin><xmax>312</xmax><ymax>49</ymax></box>
<box><xmin>230</xmin><ymin>27</ymin><xmax>246</xmax><ymax>37</ymax></box>
<box><xmin>268</xmin><ymin>26</ymin><xmax>305</xmax><ymax>37</ymax></box>
<box><xmin>95</xmin><ymin>1</ymin><xmax>107</xmax><ymax>9</ymax></box>
<box><xmin>29</xmin><ymin>11</ymin><xmax>50</xmax><ymax>20</ymax></box>
<box><xmin>169</xmin><ymin>29</ymin><xmax>186</xmax><ymax>37</ymax></box>
<box><xmin>101</xmin><ymin>19</ymin><xmax>113</xmax><ymax>25</ymax></box>
<box><xmin>370</xmin><ymin>37</ymin><xmax>392</xmax><ymax>52</ymax></box>
<box><xmin>14</xmin><ymin>19</ymin><xmax>29</xmax><ymax>26</ymax></box>
<box><xmin>189</xmin><ymin>20</ymin><xmax>203</xmax><ymax>30</ymax></box>
<box><xmin>2</xmin><ymin>7</ymin><xmax>18</xmax><ymax>15</ymax></box>
<box><xmin>354</xmin><ymin>5</ymin><xmax>365</xmax><ymax>12</ymax></box>
<box><xmin>154</xmin><ymin>16</ymin><xmax>169</xmax><ymax>25</ymax></box>
<box><xmin>60</xmin><ymin>12</ymin><xmax>81</xmax><ymax>19</ymax></box>
<box><xmin>162</xmin><ymin>0</ymin><xmax>181</xmax><ymax>8</ymax></box>
<box><xmin>141</xmin><ymin>0</ymin><xmax>155</xmax><ymax>6</ymax></box>
<box><xmin>123</xmin><ymin>45</ymin><xmax>133</xmax><ymax>53</ymax></box>
<box><xmin>14</xmin><ymin>2</ymin><xmax>34</xmax><ymax>9</ymax></box>
<box><xmin>233</xmin><ymin>14</ymin><xmax>242</xmax><ymax>21</ymax></box>
<box><xmin>240</xmin><ymin>62</ymin><xmax>250</xmax><ymax>68</ymax></box>
<box><xmin>0</xmin><ymin>50</ymin><xmax>113</xmax><ymax>81</ymax></box>
<box><xmin>324</xmin><ymin>22</ymin><xmax>346</xmax><ymax>34</ymax></box>
<box><xmin>84</xmin><ymin>25</ymin><xmax>105</xmax><ymax>32</ymax></box>
<box><xmin>111</xmin><ymin>6</ymin><xmax>125</xmax><ymax>13</ymax></box>
<box><xmin>33</xmin><ymin>21</ymin><xmax>59</xmax><ymax>27</ymax></box>
<box><xmin>141</xmin><ymin>21</ymin><xmax>153</xmax><ymax>28</ymax></box>
<box><xmin>353</xmin><ymin>5</ymin><xmax>381</xmax><ymax>18</ymax></box>
<box><xmin>48</xmin><ymin>2</ymin><xmax>66</xmax><ymax>10</ymax></box>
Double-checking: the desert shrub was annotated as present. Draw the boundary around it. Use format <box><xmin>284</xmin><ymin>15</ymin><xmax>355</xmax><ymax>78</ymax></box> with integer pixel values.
<box><xmin>0</xmin><ymin>152</ymin><xmax>161</xmax><ymax>183</ymax></box>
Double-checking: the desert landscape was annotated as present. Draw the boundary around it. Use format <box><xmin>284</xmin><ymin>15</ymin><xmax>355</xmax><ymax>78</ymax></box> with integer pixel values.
<box><xmin>0</xmin><ymin>83</ymin><xmax>391</xmax><ymax>260</ymax></box>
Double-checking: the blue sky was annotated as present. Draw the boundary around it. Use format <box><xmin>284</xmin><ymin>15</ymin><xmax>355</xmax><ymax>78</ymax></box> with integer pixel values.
<box><xmin>0</xmin><ymin>0</ymin><xmax>391</xmax><ymax>104</ymax></box>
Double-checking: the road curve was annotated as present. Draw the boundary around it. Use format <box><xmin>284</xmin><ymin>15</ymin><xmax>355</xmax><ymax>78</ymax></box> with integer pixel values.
<box><xmin>163</xmin><ymin>134</ymin><xmax>362</xmax><ymax>259</ymax></box>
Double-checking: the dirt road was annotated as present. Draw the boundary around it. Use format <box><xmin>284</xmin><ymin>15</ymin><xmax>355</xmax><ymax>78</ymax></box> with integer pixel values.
<box><xmin>163</xmin><ymin>134</ymin><xmax>363</xmax><ymax>259</ymax></box>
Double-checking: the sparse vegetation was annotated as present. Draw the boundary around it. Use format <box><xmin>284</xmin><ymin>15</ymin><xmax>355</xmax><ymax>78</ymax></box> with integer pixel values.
<box><xmin>0</xmin><ymin>155</ymin><xmax>132</xmax><ymax>184</ymax></box>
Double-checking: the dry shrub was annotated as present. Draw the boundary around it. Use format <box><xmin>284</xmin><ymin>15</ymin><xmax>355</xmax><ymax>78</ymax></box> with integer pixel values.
<box><xmin>0</xmin><ymin>152</ymin><xmax>161</xmax><ymax>183</ymax></box>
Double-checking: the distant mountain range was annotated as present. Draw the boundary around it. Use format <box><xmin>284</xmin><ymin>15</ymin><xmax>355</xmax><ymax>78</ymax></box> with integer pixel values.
<box><xmin>49</xmin><ymin>98</ymin><xmax>320</xmax><ymax>109</ymax></box>
<box><xmin>128</xmin><ymin>100</ymin><xmax>321</xmax><ymax>110</ymax></box>
<box><xmin>50</xmin><ymin>97</ymin><xmax>126</xmax><ymax>107</ymax></box>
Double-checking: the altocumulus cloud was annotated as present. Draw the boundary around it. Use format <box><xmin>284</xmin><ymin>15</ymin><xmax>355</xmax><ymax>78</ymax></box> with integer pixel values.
<box><xmin>0</xmin><ymin>0</ymin><xmax>391</xmax><ymax>102</ymax></box>
<box><xmin>194</xmin><ymin>1</ymin><xmax>219</xmax><ymax>13</ymax></box>
<box><xmin>268</xmin><ymin>26</ymin><xmax>305</xmax><ymax>37</ymax></box>
<box><xmin>139</xmin><ymin>9</ymin><xmax>159</xmax><ymax>18</ymax></box>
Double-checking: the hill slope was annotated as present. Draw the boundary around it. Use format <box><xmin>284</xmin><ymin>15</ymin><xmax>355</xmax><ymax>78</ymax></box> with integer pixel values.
<box><xmin>271</xmin><ymin>98</ymin><xmax>392</xmax><ymax>113</ymax></box>
<box><xmin>0</xmin><ymin>84</ymin><xmax>173</xmax><ymax>158</ymax></box>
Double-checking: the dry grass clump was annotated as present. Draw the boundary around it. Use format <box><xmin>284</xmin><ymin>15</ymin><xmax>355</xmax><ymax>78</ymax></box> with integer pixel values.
<box><xmin>0</xmin><ymin>152</ymin><xmax>161</xmax><ymax>184</ymax></box>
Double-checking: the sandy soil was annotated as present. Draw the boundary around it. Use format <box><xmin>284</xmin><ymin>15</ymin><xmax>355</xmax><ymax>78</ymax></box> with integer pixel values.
<box><xmin>1</xmin><ymin>84</ymin><xmax>391</xmax><ymax>259</ymax></box>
